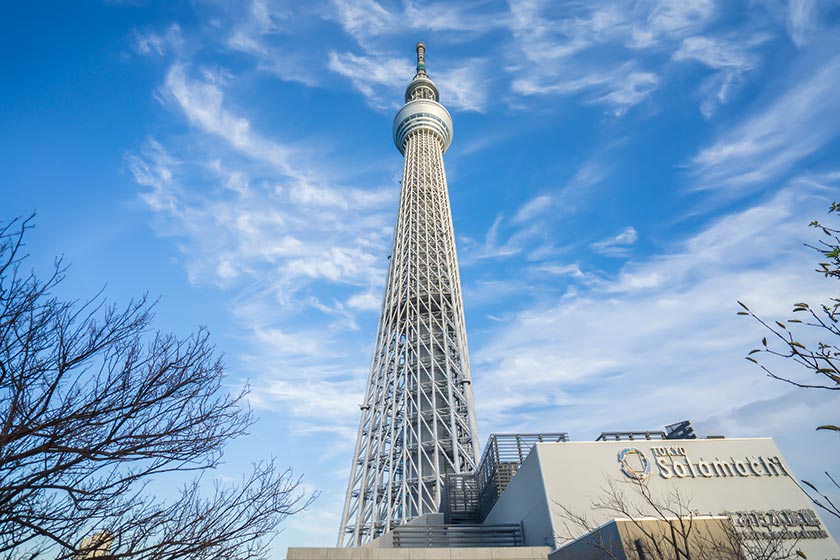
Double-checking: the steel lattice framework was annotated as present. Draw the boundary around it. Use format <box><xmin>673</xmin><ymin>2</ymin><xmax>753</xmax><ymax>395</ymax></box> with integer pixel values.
<box><xmin>338</xmin><ymin>43</ymin><xmax>480</xmax><ymax>547</ymax></box>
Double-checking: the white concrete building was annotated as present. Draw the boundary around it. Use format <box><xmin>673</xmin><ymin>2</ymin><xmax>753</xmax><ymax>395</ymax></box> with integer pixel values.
<box><xmin>291</xmin><ymin>431</ymin><xmax>840</xmax><ymax>560</ymax></box>
<box><xmin>486</xmin><ymin>437</ymin><xmax>839</xmax><ymax>559</ymax></box>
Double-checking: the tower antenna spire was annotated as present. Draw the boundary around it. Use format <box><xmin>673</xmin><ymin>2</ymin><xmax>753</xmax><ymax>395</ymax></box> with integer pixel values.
<box><xmin>415</xmin><ymin>41</ymin><xmax>427</xmax><ymax>76</ymax></box>
<box><xmin>403</xmin><ymin>41</ymin><xmax>439</xmax><ymax>103</ymax></box>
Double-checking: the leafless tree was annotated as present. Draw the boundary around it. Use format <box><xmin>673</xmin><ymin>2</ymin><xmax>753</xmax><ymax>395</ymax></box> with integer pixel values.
<box><xmin>0</xmin><ymin>217</ymin><xmax>314</xmax><ymax>560</ymax></box>
<box><xmin>554</xmin><ymin>478</ymin><xmax>804</xmax><ymax>560</ymax></box>
<box><xmin>738</xmin><ymin>201</ymin><xmax>840</xmax><ymax>521</ymax></box>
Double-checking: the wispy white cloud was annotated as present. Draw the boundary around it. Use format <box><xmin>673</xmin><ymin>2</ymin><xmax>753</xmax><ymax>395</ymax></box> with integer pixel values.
<box><xmin>558</xmin><ymin>157</ymin><xmax>612</xmax><ymax>208</ymax></box>
<box><xmin>346</xmin><ymin>292</ymin><xmax>381</xmax><ymax>312</ymax></box>
<box><xmin>699</xmin><ymin>387</ymin><xmax>840</xmax><ymax>520</ymax></box>
<box><xmin>511</xmin><ymin>61</ymin><xmax>660</xmax><ymax>115</ymax></box>
<box><xmin>533</xmin><ymin>263</ymin><xmax>585</xmax><ymax>278</ymax></box>
<box><xmin>513</xmin><ymin>194</ymin><xmax>552</xmax><ymax>224</ymax></box>
<box><xmin>129</xmin><ymin>0</ymin><xmax>801</xmax><ymax>124</ymax></box>
<box><xmin>692</xmin><ymin>54</ymin><xmax>840</xmax><ymax>190</ymax></box>
<box><xmin>464</xmin><ymin>204</ymin><xmax>576</xmax><ymax>265</ymax></box>
<box><xmin>161</xmin><ymin>64</ymin><xmax>302</xmax><ymax>177</ymax></box>
<box><xmin>673</xmin><ymin>35</ymin><xmax>756</xmax><ymax>70</ymax></box>
<box><xmin>590</xmin><ymin>226</ymin><xmax>638</xmax><ymax>257</ymax></box>
<box><xmin>332</xmin><ymin>0</ymin><xmax>399</xmax><ymax>44</ymax></box>
<box><xmin>630</xmin><ymin>0</ymin><xmax>716</xmax><ymax>48</ymax></box>
<box><xmin>461</xmin><ymin>156</ymin><xmax>612</xmax><ymax>266</ymax></box>
<box><xmin>696</xmin><ymin>71</ymin><xmax>745</xmax><ymax>119</ymax></box>
<box><xmin>475</xmin><ymin>213</ymin><xmax>522</xmax><ymax>261</ymax></box>
<box><xmin>129</xmin><ymin>67</ymin><xmax>396</xmax><ymax>437</ymax></box>
<box><xmin>126</xmin><ymin>138</ymin><xmax>179</xmax><ymax>213</ymax></box>
<box><xmin>286</xmin><ymin>246</ymin><xmax>381</xmax><ymax>286</ymax></box>
<box><xmin>222</xmin><ymin>0</ymin><xmax>328</xmax><ymax>87</ymax></box>
<box><xmin>403</xmin><ymin>1</ymin><xmax>505</xmax><ymax>34</ymax></box>
<box><xmin>130</xmin><ymin>139</ymin><xmax>391</xmax><ymax>295</ymax></box>
<box><xmin>326</xmin><ymin>1</ymin><xmax>502</xmax><ymax>112</ymax></box>
<box><xmin>134</xmin><ymin>24</ymin><xmax>183</xmax><ymax>56</ymax></box>
<box><xmin>504</xmin><ymin>1</ymin><xmax>683</xmax><ymax>115</ymax></box>
<box><xmin>327</xmin><ymin>50</ymin><xmax>490</xmax><ymax>112</ymax></box>
<box><xmin>673</xmin><ymin>34</ymin><xmax>768</xmax><ymax>118</ymax></box>
<box><xmin>434</xmin><ymin>60</ymin><xmax>491</xmax><ymax>113</ymax></box>
<box><xmin>224</xmin><ymin>0</ymin><xmax>278</xmax><ymax>54</ymax></box>
<box><xmin>593</xmin><ymin>71</ymin><xmax>659</xmax><ymax>116</ymax></box>
<box><xmin>128</xmin><ymin>59</ymin><xmax>401</xmax><ymax>457</ymax></box>
<box><xmin>786</xmin><ymin>0</ymin><xmax>819</xmax><ymax>47</ymax></box>
<box><xmin>255</xmin><ymin>52</ymin><xmax>323</xmax><ymax>87</ymax></box>
<box><xmin>331</xmin><ymin>0</ymin><xmax>504</xmax><ymax>43</ymax></box>
<box><xmin>473</xmin><ymin>183</ymin><xmax>835</xmax><ymax>442</ymax></box>
<box><xmin>502</xmin><ymin>0</ymin><xmax>780</xmax><ymax>117</ymax></box>
<box><xmin>327</xmin><ymin>51</ymin><xmax>411</xmax><ymax>110</ymax></box>
<box><xmin>507</xmin><ymin>1</ymin><xmax>628</xmax><ymax>67</ymax></box>
<box><xmin>247</xmin><ymin>373</ymin><xmax>361</xmax><ymax>421</ymax></box>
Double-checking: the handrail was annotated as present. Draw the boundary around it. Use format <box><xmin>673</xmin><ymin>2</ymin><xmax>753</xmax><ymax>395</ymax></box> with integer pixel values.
<box><xmin>391</xmin><ymin>523</ymin><xmax>524</xmax><ymax>548</ymax></box>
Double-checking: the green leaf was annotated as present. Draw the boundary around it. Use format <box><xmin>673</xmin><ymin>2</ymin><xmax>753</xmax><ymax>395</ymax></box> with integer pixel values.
<box><xmin>816</xmin><ymin>425</ymin><xmax>840</xmax><ymax>432</ymax></box>
<box><xmin>748</xmin><ymin>349</ymin><xmax>761</xmax><ymax>355</ymax></box>
<box><xmin>776</xmin><ymin>321</ymin><xmax>787</xmax><ymax>329</ymax></box>
<box><xmin>737</xmin><ymin>311</ymin><xmax>749</xmax><ymax>316</ymax></box>
<box><xmin>815</xmin><ymin>370</ymin><xmax>840</xmax><ymax>384</ymax></box>
<box><xmin>796</xmin><ymin>550</ymin><xmax>807</xmax><ymax>558</ymax></box>
<box><xmin>745</xmin><ymin>357</ymin><xmax>758</xmax><ymax>364</ymax></box>
<box><xmin>790</xmin><ymin>341</ymin><xmax>806</xmax><ymax>349</ymax></box>
<box><xmin>737</xmin><ymin>300</ymin><xmax>749</xmax><ymax>311</ymax></box>
<box><xmin>802</xmin><ymin>480</ymin><xmax>818</xmax><ymax>492</ymax></box>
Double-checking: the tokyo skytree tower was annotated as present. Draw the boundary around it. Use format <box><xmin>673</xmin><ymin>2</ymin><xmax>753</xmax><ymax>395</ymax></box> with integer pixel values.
<box><xmin>338</xmin><ymin>43</ymin><xmax>480</xmax><ymax>547</ymax></box>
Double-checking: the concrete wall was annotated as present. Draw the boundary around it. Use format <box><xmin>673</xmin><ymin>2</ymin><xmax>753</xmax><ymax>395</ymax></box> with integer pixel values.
<box><xmin>482</xmin><ymin>446</ymin><xmax>553</xmax><ymax>548</ymax></box>
<box><xmin>549</xmin><ymin>517</ymin><xmax>740</xmax><ymax>560</ymax></box>
<box><xmin>547</xmin><ymin>521</ymin><xmax>626</xmax><ymax>560</ymax></box>
<box><xmin>491</xmin><ymin>439</ymin><xmax>840</xmax><ymax>560</ymax></box>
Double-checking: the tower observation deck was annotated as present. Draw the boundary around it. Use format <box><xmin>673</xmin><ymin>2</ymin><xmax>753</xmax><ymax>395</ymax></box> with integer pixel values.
<box><xmin>338</xmin><ymin>43</ymin><xmax>481</xmax><ymax>547</ymax></box>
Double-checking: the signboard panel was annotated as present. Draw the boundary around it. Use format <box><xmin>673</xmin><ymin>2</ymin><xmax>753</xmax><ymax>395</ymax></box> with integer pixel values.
<box><xmin>484</xmin><ymin>438</ymin><xmax>840</xmax><ymax>559</ymax></box>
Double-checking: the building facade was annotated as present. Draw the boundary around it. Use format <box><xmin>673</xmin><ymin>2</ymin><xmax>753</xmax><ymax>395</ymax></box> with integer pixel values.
<box><xmin>486</xmin><ymin>437</ymin><xmax>840</xmax><ymax>559</ymax></box>
<box><xmin>294</xmin><ymin>431</ymin><xmax>840</xmax><ymax>559</ymax></box>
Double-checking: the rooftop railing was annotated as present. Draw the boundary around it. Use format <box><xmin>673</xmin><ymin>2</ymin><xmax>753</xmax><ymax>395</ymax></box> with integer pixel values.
<box><xmin>391</xmin><ymin>523</ymin><xmax>524</xmax><ymax>548</ymax></box>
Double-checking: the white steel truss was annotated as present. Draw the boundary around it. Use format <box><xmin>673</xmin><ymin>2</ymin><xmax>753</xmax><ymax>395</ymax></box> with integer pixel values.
<box><xmin>338</xmin><ymin>43</ymin><xmax>480</xmax><ymax>547</ymax></box>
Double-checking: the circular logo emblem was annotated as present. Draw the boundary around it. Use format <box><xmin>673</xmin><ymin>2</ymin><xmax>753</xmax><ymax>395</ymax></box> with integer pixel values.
<box><xmin>619</xmin><ymin>448</ymin><xmax>651</xmax><ymax>480</ymax></box>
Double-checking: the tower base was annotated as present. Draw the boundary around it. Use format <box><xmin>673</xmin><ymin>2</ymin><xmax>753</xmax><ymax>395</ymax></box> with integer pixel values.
<box><xmin>287</xmin><ymin>547</ymin><xmax>551</xmax><ymax>560</ymax></box>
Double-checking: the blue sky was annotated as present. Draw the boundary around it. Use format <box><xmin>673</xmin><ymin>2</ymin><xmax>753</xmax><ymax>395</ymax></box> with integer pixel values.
<box><xmin>2</xmin><ymin>0</ymin><xmax>840</xmax><ymax>554</ymax></box>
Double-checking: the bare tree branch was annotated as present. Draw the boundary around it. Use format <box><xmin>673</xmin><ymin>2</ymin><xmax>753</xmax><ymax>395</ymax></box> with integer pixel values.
<box><xmin>738</xmin><ymin>201</ymin><xmax>840</xmax><ymax>521</ymax></box>
<box><xmin>554</xmin><ymin>478</ymin><xmax>804</xmax><ymax>559</ymax></box>
<box><xmin>0</xmin><ymin>217</ymin><xmax>316</xmax><ymax>559</ymax></box>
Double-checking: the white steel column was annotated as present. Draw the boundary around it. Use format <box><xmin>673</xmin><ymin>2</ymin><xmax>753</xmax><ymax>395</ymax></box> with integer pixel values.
<box><xmin>338</xmin><ymin>43</ymin><xmax>480</xmax><ymax>547</ymax></box>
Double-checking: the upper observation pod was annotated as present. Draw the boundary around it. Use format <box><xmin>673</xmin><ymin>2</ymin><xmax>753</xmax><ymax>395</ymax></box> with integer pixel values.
<box><xmin>393</xmin><ymin>42</ymin><xmax>454</xmax><ymax>154</ymax></box>
<box><xmin>404</xmin><ymin>42</ymin><xmax>439</xmax><ymax>102</ymax></box>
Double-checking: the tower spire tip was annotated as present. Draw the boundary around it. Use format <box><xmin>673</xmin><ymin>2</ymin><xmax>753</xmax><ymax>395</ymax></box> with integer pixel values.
<box><xmin>415</xmin><ymin>41</ymin><xmax>427</xmax><ymax>75</ymax></box>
